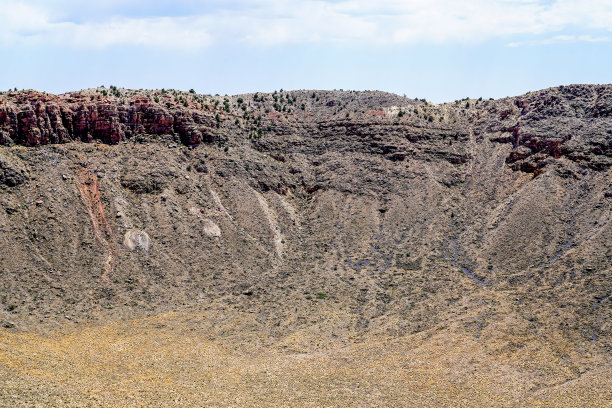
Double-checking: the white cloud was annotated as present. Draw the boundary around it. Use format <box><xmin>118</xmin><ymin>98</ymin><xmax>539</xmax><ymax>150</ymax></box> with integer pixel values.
<box><xmin>508</xmin><ymin>34</ymin><xmax>612</xmax><ymax>47</ymax></box>
<box><xmin>61</xmin><ymin>17</ymin><xmax>213</xmax><ymax>49</ymax></box>
<box><xmin>0</xmin><ymin>2</ymin><xmax>213</xmax><ymax>49</ymax></box>
<box><xmin>0</xmin><ymin>0</ymin><xmax>611</xmax><ymax>49</ymax></box>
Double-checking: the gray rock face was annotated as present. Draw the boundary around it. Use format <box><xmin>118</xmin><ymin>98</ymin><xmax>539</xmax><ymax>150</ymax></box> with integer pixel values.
<box><xmin>123</xmin><ymin>230</ymin><xmax>151</xmax><ymax>251</ymax></box>
<box><xmin>489</xmin><ymin>85</ymin><xmax>612</xmax><ymax>172</ymax></box>
<box><xmin>202</xmin><ymin>219</ymin><xmax>221</xmax><ymax>237</ymax></box>
<box><xmin>0</xmin><ymin>157</ymin><xmax>26</xmax><ymax>187</ymax></box>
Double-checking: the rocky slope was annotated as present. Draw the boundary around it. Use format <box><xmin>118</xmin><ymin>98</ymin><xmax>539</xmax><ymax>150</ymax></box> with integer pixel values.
<box><xmin>0</xmin><ymin>84</ymin><xmax>611</xmax><ymax>405</ymax></box>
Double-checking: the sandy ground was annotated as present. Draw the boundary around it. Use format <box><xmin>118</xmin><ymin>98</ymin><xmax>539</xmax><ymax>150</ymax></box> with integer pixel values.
<box><xmin>1</xmin><ymin>310</ymin><xmax>610</xmax><ymax>407</ymax></box>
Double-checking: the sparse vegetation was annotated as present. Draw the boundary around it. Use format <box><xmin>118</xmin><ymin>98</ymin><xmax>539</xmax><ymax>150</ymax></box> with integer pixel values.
<box><xmin>0</xmin><ymin>85</ymin><xmax>609</xmax><ymax>408</ymax></box>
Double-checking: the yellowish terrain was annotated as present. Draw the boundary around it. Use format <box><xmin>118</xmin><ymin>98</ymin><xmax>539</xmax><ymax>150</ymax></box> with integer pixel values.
<box><xmin>1</xmin><ymin>311</ymin><xmax>609</xmax><ymax>407</ymax></box>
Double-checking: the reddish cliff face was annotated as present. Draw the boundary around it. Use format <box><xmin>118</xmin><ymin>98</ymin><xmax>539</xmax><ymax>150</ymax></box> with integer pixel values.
<box><xmin>0</xmin><ymin>91</ymin><xmax>216</xmax><ymax>147</ymax></box>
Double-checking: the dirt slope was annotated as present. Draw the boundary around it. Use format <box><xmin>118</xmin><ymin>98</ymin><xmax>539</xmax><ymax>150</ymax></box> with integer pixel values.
<box><xmin>0</xmin><ymin>85</ymin><xmax>610</xmax><ymax>406</ymax></box>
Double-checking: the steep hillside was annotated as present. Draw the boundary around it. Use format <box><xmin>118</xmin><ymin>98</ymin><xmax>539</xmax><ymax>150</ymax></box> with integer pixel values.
<box><xmin>0</xmin><ymin>85</ymin><xmax>610</xmax><ymax>406</ymax></box>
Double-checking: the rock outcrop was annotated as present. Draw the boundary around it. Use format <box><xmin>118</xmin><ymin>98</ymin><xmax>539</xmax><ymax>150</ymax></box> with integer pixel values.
<box><xmin>1</xmin><ymin>85</ymin><xmax>610</xmax><ymax>175</ymax></box>
<box><xmin>488</xmin><ymin>84</ymin><xmax>612</xmax><ymax>173</ymax></box>
<box><xmin>0</xmin><ymin>91</ymin><xmax>217</xmax><ymax>147</ymax></box>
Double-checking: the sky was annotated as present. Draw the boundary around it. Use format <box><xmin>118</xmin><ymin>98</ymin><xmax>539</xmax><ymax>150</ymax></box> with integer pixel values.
<box><xmin>1</xmin><ymin>0</ymin><xmax>611</xmax><ymax>102</ymax></box>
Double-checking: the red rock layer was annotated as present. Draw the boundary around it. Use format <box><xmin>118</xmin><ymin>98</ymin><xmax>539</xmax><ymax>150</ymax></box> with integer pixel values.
<box><xmin>0</xmin><ymin>92</ymin><xmax>214</xmax><ymax>147</ymax></box>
